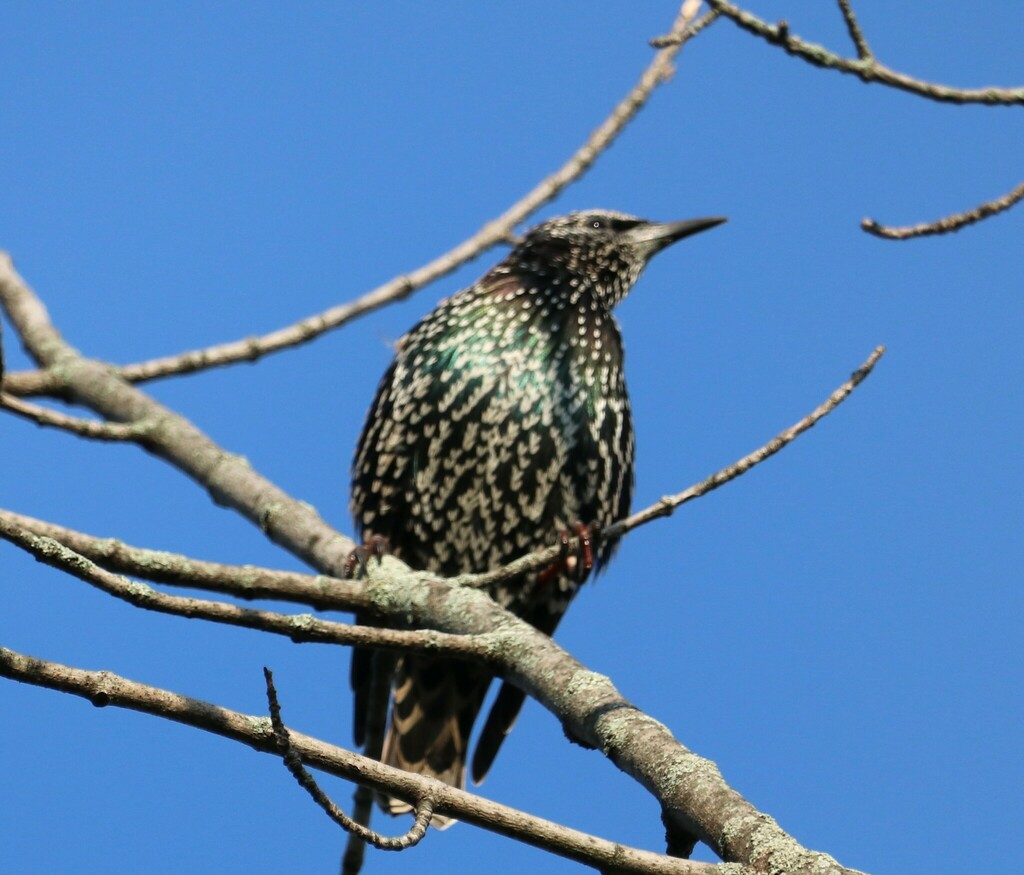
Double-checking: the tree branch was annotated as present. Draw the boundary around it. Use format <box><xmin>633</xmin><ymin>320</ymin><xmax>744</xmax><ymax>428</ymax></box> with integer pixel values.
<box><xmin>1</xmin><ymin>504</ymin><xmax>869</xmax><ymax>874</ymax></box>
<box><xmin>0</xmin><ymin>646</ymin><xmax>720</xmax><ymax>875</ymax></box>
<box><xmin>0</xmin><ymin>253</ymin><xmax>358</xmax><ymax>576</ymax></box>
<box><xmin>14</xmin><ymin>333</ymin><xmax>870</xmax><ymax>612</ymax></box>
<box><xmin>836</xmin><ymin>0</ymin><xmax>872</xmax><ymax>60</ymax></box>
<box><xmin>1</xmin><ymin>0</ymin><xmax>711</xmax><ymax>400</ymax></box>
<box><xmin>0</xmin><ymin>391</ymin><xmax>136</xmax><ymax>440</ymax></box>
<box><xmin>0</xmin><ymin>509</ymin><xmax>365</xmax><ymax>612</ymax></box>
<box><xmin>0</xmin><ymin>514</ymin><xmax>485</xmax><ymax>659</ymax></box>
<box><xmin>862</xmin><ymin>180</ymin><xmax>1024</xmax><ymax>239</ymax></box>
<box><xmin>650</xmin><ymin>6</ymin><xmax>721</xmax><ymax>48</ymax></box>
<box><xmin>705</xmin><ymin>0</ymin><xmax>1024</xmax><ymax>105</ymax></box>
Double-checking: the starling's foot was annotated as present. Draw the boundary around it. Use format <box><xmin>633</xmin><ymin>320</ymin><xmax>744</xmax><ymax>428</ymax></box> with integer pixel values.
<box><xmin>344</xmin><ymin>535</ymin><xmax>391</xmax><ymax>578</ymax></box>
<box><xmin>536</xmin><ymin>522</ymin><xmax>595</xmax><ymax>589</ymax></box>
<box><xmin>559</xmin><ymin>521</ymin><xmax>596</xmax><ymax>583</ymax></box>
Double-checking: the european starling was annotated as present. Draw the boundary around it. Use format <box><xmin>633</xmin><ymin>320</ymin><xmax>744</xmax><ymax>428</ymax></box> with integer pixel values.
<box><xmin>350</xmin><ymin>210</ymin><xmax>724</xmax><ymax>822</ymax></box>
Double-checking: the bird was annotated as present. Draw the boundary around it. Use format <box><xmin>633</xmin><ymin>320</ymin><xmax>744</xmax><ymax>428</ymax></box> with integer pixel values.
<box><xmin>349</xmin><ymin>209</ymin><xmax>725</xmax><ymax>823</ymax></box>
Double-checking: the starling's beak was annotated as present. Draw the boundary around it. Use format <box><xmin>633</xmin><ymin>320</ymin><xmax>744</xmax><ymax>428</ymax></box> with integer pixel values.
<box><xmin>626</xmin><ymin>216</ymin><xmax>727</xmax><ymax>255</ymax></box>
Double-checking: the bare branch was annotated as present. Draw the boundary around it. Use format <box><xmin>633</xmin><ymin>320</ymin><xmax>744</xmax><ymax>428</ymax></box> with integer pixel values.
<box><xmin>0</xmin><ymin>392</ymin><xmax>136</xmax><ymax>440</ymax></box>
<box><xmin>0</xmin><ymin>475</ymin><xmax>863</xmax><ymax>874</ymax></box>
<box><xmin>0</xmin><ymin>514</ymin><xmax>485</xmax><ymax>659</ymax></box>
<box><xmin>862</xmin><ymin>180</ymin><xmax>1024</xmax><ymax>239</ymax></box>
<box><xmin>264</xmin><ymin>668</ymin><xmax>433</xmax><ymax>850</ymax></box>
<box><xmin>0</xmin><ymin>509</ymin><xmax>365</xmax><ymax>612</ymax></box>
<box><xmin>705</xmin><ymin>0</ymin><xmax>1024</xmax><ymax>105</ymax></box>
<box><xmin>1</xmin><ymin>1</ymin><xmax>712</xmax><ymax>399</ymax></box>
<box><xmin>0</xmin><ymin>646</ymin><xmax>721</xmax><ymax>875</ymax></box>
<box><xmin>0</xmin><ymin>254</ymin><xmax>358</xmax><ymax>576</ymax></box>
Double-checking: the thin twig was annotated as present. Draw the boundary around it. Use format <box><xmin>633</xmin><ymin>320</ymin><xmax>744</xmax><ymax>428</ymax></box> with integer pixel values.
<box><xmin>862</xmin><ymin>180</ymin><xmax>1024</xmax><ymax>239</ymax></box>
<box><xmin>0</xmin><ymin>392</ymin><xmax>136</xmax><ymax>440</ymax></box>
<box><xmin>650</xmin><ymin>7</ymin><xmax>721</xmax><ymax>47</ymax></box>
<box><xmin>705</xmin><ymin>0</ymin><xmax>1024</xmax><ymax>105</ymax></box>
<box><xmin>836</xmin><ymin>0</ymin><xmax>872</xmax><ymax>60</ymax></box>
<box><xmin>1</xmin><ymin>0</ymin><xmax>713</xmax><ymax>399</ymax></box>
<box><xmin>264</xmin><ymin>669</ymin><xmax>433</xmax><ymax>851</ymax></box>
<box><xmin>604</xmin><ymin>345</ymin><xmax>885</xmax><ymax>539</ymax></box>
<box><xmin>462</xmin><ymin>346</ymin><xmax>886</xmax><ymax>591</ymax></box>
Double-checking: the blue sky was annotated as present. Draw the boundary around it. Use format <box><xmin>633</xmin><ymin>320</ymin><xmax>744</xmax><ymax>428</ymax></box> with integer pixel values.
<box><xmin>2</xmin><ymin>3</ymin><xmax>1021</xmax><ymax>873</ymax></box>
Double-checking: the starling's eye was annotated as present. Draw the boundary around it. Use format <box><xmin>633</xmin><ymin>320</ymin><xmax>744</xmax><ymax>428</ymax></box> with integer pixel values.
<box><xmin>591</xmin><ymin>219</ymin><xmax>603</xmax><ymax>229</ymax></box>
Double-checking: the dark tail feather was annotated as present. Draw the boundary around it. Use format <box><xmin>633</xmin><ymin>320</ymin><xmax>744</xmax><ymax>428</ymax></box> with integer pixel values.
<box><xmin>350</xmin><ymin>645</ymin><xmax>371</xmax><ymax>747</ymax></box>
<box><xmin>471</xmin><ymin>681</ymin><xmax>527</xmax><ymax>784</ymax></box>
<box><xmin>344</xmin><ymin>649</ymin><xmax>395</xmax><ymax>875</ymax></box>
<box><xmin>379</xmin><ymin>655</ymin><xmax>491</xmax><ymax>829</ymax></box>
<box><xmin>350</xmin><ymin>613</ymin><xmax>395</xmax><ymax>748</ymax></box>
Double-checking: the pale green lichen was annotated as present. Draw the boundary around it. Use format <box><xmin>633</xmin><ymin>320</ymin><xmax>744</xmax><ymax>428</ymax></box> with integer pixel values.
<box><xmin>656</xmin><ymin>751</ymin><xmax>706</xmax><ymax>797</ymax></box>
<box><xmin>247</xmin><ymin>716</ymin><xmax>273</xmax><ymax>737</ymax></box>
<box><xmin>722</xmin><ymin>811</ymin><xmax>852</xmax><ymax>875</ymax></box>
<box><xmin>438</xmin><ymin>581</ymin><xmax>491</xmax><ymax>626</ymax></box>
<box><xmin>721</xmin><ymin>811</ymin><xmax>767</xmax><ymax>847</ymax></box>
<box><xmin>290</xmin><ymin>613</ymin><xmax>315</xmax><ymax>631</ymax></box>
<box><xmin>125</xmin><ymin>580</ymin><xmax>154</xmax><ymax>600</ymax></box>
<box><xmin>365</xmin><ymin>557</ymin><xmax>431</xmax><ymax>617</ymax></box>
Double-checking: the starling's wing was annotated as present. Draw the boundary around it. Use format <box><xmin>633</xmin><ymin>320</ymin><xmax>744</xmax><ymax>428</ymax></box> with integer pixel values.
<box><xmin>350</xmin><ymin>357</ymin><xmax>403</xmax><ymax>547</ymax></box>
<box><xmin>349</xmin><ymin>358</ymin><xmax>408</xmax><ymax>750</ymax></box>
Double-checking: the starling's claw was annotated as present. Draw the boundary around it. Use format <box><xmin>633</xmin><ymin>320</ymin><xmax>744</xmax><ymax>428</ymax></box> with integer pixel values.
<box><xmin>558</xmin><ymin>521</ymin><xmax>595</xmax><ymax>584</ymax></box>
<box><xmin>344</xmin><ymin>535</ymin><xmax>391</xmax><ymax>578</ymax></box>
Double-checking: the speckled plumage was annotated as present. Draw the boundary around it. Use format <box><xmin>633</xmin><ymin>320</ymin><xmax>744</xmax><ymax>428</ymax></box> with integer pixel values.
<box><xmin>350</xmin><ymin>210</ymin><xmax>724</xmax><ymax>821</ymax></box>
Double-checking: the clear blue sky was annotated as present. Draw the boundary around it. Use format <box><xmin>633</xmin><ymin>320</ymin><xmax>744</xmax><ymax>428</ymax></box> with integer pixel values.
<box><xmin>2</xmin><ymin>3</ymin><xmax>1021</xmax><ymax>873</ymax></box>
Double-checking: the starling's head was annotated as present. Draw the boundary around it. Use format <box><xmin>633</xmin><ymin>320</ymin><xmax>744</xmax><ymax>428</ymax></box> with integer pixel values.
<box><xmin>509</xmin><ymin>210</ymin><xmax>726</xmax><ymax>308</ymax></box>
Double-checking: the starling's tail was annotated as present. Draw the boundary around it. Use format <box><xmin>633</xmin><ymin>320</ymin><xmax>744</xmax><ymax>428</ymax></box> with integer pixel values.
<box><xmin>379</xmin><ymin>655</ymin><xmax>491</xmax><ymax>829</ymax></box>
